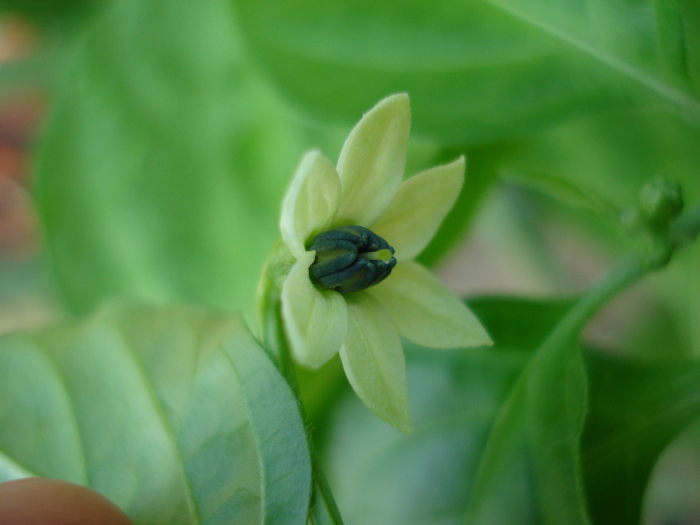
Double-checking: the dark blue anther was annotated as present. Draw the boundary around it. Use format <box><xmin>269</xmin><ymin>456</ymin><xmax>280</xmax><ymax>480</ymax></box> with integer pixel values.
<box><xmin>308</xmin><ymin>225</ymin><xmax>397</xmax><ymax>294</ymax></box>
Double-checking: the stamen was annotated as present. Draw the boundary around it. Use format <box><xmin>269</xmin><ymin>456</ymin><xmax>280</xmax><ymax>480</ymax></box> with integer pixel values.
<box><xmin>308</xmin><ymin>225</ymin><xmax>396</xmax><ymax>293</ymax></box>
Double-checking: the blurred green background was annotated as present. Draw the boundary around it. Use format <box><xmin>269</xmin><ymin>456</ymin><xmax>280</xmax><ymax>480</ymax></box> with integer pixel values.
<box><xmin>0</xmin><ymin>0</ymin><xmax>699</xmax><ymax>523</ymax></box>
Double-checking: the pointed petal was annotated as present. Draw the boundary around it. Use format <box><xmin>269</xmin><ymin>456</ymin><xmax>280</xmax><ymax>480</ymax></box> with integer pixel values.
<box><xmin>281</xmin><ymin>150</ymin><xmax>341</xmax><ymax>259</ymax></box>
<box><xmin>339</xmin><ymin>292</ymin><xmax>412</xmax><ymax>432</ymax></box>
<box><xmin>335</xmin><ymin>93</ymin><xmax>411</xmax><ymax>227</ymax></box>
<box><xmin>373</xmin><ymin>156</ymin><xmax>465</xmax><ymax>261</ymax></box>
<box><xmin>281</xmin><ymin>252</ymin><xmax>347</xmax><ymax>368</ymax></box>
<box><xmin>368</xmin><ymin>261</ymin><xmax>492</xmax><ymax>348</ymax></box>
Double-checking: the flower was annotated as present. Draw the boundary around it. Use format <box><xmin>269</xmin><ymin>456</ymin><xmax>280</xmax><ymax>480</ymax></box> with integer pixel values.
<box><xmin>278</xmin><ymin>94</ymin><xmax>492</xmax><ymax>431</ymax></box>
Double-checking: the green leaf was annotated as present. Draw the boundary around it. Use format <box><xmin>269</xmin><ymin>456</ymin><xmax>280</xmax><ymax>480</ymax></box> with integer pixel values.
<box><xmin>34</xmin><ymin>0</ymin><xmax>308</xmax><ymax>320</ymax></box>
<box><xmin>582</xmin><ymin>350</ymin><xmax>700</xmax><ymax>525</ymax></box>
<box><xmin>325</xmin><ymin>344</ymin><xmax>527</xmax><ymax>525</ymax></box>
<box><xmin>0</xmin><ymin>303</ymin><xmax>311</xmax><ymax>525</ymax></box>
<box><xmin>503</xmin><ymin>108</ymin><xmax>700</xmax><ymax>211</ymax></box>
<box><xmin>321</xmin><ymin>297</ymin><xmax>568</xmax><ymax>525</ymax></box>
<box><xmin>465</xmin><ymin>335</ymin><xmax>590</xmax><ymax>525</ymax></box>
<box><xmin>467</xmin><ymin>296</ymin><xmax>574</xmax><ymax>352</ymax></box>
<box><xmin>501</xmin><ymin>169</ymin><xmax>620</xmax><ymax>219</ymax></box>
<box><xmin>322</xmin><ymin>294</ymin><xmax>700</xmax><ymax>525</ymax></box>
<box><xmin>230</xmin><ymin>0</ymin><xmax>700</xmax><ymax>145</ymax></box>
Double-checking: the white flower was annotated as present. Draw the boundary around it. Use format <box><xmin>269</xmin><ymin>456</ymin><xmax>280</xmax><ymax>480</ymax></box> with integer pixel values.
<box><xmin>278</xmin><ymin>94</ymin><xmax>491</xmax><ymax>430</ymax></box>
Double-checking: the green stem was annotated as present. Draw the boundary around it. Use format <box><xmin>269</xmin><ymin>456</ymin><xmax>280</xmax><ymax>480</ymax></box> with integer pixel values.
<box><xmin>553</xmin><ymin>203</ymin><xmax>700</xmax><ymax>341</ymax></box>
<box><xmin>554</xmin><ymin>255</ymin><xmax>645</xmax><ymax>339</ymax></box>
<box><xmin>266</xmin><ymin>297</ymin><xmax>345</xmax><ymax>525</ymax></box>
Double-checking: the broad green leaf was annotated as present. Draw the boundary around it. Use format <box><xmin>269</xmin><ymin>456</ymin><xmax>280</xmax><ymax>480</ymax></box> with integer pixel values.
<box><xmin>34</xmin><ymin>0</ymin><xmax>308</xmax><ymax>320</ymax></box>
<box><xmin>466</xmin><ymin>334</ymin><xmax>590</xmax><ymax>525</ymax></box>
<box><xmin>582</xmin><ymin>350</ymin><xmax>700</xmax><ymax>525</ymax></box>
<box><xmin>230</xmin><ymin>0</ymin><xmax>700</xmax><ymax>146</ymax></box>
<box><xmin>322</xmin><ymin>296</ymin><xmax>700</xmax><ymax>525</ymax></box>
<box><xmin>503</xmin><ymin>108</ymin><xmax>700</xmax><ymax>212</ymax></box>
<box><xmin>322</xmin><ymin>297</ymin><xmax>568</xmax><ymax>525</ymax></box>
<box><xmin>326</xmin><ymin>344</ymin><xmax>527</xmax><ymax>525</ymax></box>
<box><xmin>465</xmin><ymin>296</ymin><xmax>574</xmax><ymax>352</ymax></box>
<box><xmin>501</xmin><ymin>170</ymin><xmax>620</xmax><ymax>219</ymax></box>
<box><xmin>0</xmin><ymin>302</ymin><xmax>311</xmax><ymax>525</ymax></box>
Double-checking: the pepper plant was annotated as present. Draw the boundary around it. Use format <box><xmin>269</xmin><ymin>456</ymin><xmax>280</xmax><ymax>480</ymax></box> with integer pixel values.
<box><xmin>2</xmin><ymin>0</ymin><xmax>700</xmax><ymax>524</ymax></box>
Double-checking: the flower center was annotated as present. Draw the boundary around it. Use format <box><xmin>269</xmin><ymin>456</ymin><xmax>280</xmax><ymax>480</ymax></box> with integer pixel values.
<box><xmin>308</xmin><ymin>225</ymin><xmax>397</xmax><ymax>294</ymax></box>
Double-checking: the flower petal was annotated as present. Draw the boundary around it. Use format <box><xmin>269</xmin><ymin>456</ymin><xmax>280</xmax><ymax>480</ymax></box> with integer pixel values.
<box><xmin>373</xmin><ymin>156</ymin><xmax>465</xmax><ymax>261</ymax></box>
<box><xmin>335</xmin><ymin>93</ymin><xmax>411</xmax><ymax>227</ymax></box>
<box><xmin>339</xmin><ymin>292</ymin><xmax>412</xmax><ymax>432</ymax></box>
<box><xmin>368</xmin><ymin>261</ymin><xmax>492</xmax><ymax>348</ymax></box>
<box><xmin>280</xmin><ymin>150</ymin><xmax>341</xmax><ymax>259</ymax></box>
<box><xmin>281</xmin><ymin>252</ymin><xmax>347</xmax><ymax>368</ymax></box>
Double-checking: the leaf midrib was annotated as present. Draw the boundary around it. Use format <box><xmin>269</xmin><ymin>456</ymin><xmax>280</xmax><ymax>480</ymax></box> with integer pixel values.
<box><xmin>245</xmin><ymin>0</ymin><xmax>700</xmax><ymax>123</ymax></box>
<box><xmin>108</xmin><ymin>322</ymin><xmax>202</xmax><ymax>525</ymax></box>
<box><xmin>585</xmin><ymin>389</ymin><xmax>700</xmax><ymax>463</ymax></box>
<box><xmin>478</xmin><ymin>0</ymin><xmax>700</xmax><ymax>121</ymax></box>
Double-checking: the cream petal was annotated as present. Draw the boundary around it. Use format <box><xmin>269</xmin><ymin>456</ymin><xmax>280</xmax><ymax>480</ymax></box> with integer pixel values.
<box><xmin>335</xmin><ymin>93</ymin><xmax>411</xmax><ymax>227</ymax></box>
<box><xmin>281</xmin><ymin>252</ymin><xmax>347</xmax><ymax>369</ymax></box>
<box><xmin>339</xmin><ymin>292</ymin><xmax>412</xmax><ymax>432</ymax></box>
<box><xmin>368</xmin><ymin>261</ymin><xmax>492</xmax><ymax>348</ymax></box>
<box><xmin>280</xmin><ymin>150</ymin><xmax>341</xmax><ymax>259</ymax></box>
<box><xmin>373</xmin><ymin>156</ymin><xmax>465</xmax><ymax>261</ymax></box>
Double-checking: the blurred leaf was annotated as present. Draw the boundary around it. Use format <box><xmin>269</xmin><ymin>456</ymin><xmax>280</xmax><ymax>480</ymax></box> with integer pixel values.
<box><xmin>0</xmin><ymin>5</ymin><xmax>97</xmax><ymax>96</ymax></box>
<box><xmin>502</xmin><ymin>169</ymin><xmax>620</xmax><ymax>220</ymax></box>
<box><xmin>466</xmin><ymin>329</ymin><xmax>590</xmax><ymax>524</ymax></box>
<box><xmin>34</xmin><ymin>0</ymin><xmax>308</xmax><ymax>319</ymax></box>
<box><xmin>0</xmin><ymin>1</ymin><xmax>99</xmax><ymax>33</ymax></box>
<box><xmin>231</xmin><ymin>0</ymin><xmax>700</xmax><ymax>146</ymax></box>
<box><xmin>0</xmin><ymin>302</ymin><xmax>311</xmax><ymax>525</ymax></box>
<box><xmin>325</xmin><ymin>344</ymin><xmax>526</xmax><ymax>525</ymax></box>
<box><xmin>582</xmin><ymin>351</ymin><xmax>700</xmax><ymax>525</ymax></box>
<box><xmin>323</xmin><ymin>295</ymin><xmax>700</xmax><ymax>525</ymax></box>
<box><xmin>467</xmin><ymin>296</ymin><xmax>574</xmax><ymax>352</ymax></box>
<box><xmin>503</xmin><ymin>108</ymin><xmax>700</xmax><ymax>209</ymax></box>
<box><xmin>323</xmin><ymin>296</ymin><xmax>568</xmax><ymax>525</ymax></box>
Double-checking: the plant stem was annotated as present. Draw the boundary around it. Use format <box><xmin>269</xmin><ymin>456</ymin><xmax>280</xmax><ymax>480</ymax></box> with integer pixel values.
<box><xmin>554</xmin><ymin>203</ymin><xmax>700</xmax><ymax>340</ymax></box>
<box><xmin>266</xmin><ymin>298</ymin><xmax>346</xmax><ymax>525</ymax></box>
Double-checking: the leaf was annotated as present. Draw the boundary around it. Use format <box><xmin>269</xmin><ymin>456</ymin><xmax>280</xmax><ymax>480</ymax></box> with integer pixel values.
<box><xmin>34</xmin><ymin>0</ymin><xmax>309</xmax><ymax>320</ymax></box>
<box><xmin>326</xmin><ymin>344</ymin><xmax>527</xmax><ymax>525</ymax></box>
<box><xmin>322</xmin><ymin>295</ymin><xmax>700</xmax><ymax>525</ymax></box>
<box><xmin>467</xmin><ymin>296</ymin><xmax>574</xmax><ymax>352</ymax></box>
<box><xmin>230</xmin><ymin>0</ymin><xmax>700</xmax><ymax>146</ymax></box>
<box><xmin>582</xmin><ymin>350</ymin><xmax>700</xmax><ymax>525</ymax></box>
<box><xmin>501</xmin><ymin>169</ymin><xmax>620</xmax><ymax>219</ymax></box>
<box><xmin>465</xmin><ymin>334</ymin><xmax>590</xmax><ymax>525</ymax></box>
<box><xmin>321</xmin><ymin>297</ymin><xmax>569</xmax><ymax>525</ymax></box>
<box><xmin>502</xmin><ymin>107</ymin><xmax>700</xmax><ymax>210</ymax></box>
<box><xmin>0</xmin><ymin>302</ymin><xmax>312</xmax><ymax>525</ymax></box>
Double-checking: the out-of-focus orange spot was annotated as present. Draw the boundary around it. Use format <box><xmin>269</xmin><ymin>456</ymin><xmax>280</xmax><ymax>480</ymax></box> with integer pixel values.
<box><xmin>0</xmin><ymin>174</ymin><xmax>40</xmax><ymax>260</ymax></box>
<box><xmin>0</xmin><ymin>15</ymin><xmax>37</xmax><ymax>62</ymax></box>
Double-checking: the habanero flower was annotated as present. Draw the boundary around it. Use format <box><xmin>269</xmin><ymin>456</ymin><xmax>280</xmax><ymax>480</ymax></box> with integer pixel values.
<box><xmin>273</xmin><ymin>94</ymin><xmax>491</xmax><ymax>430</ymax></box>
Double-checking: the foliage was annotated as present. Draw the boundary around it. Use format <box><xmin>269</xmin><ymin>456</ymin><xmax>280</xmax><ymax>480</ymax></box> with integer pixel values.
<box><xmin>0</xmin><ymin>0</ymin><xmax>698</xmax><ymax>523</ymax></box>
<box><xmin>0</xmin><ymin>303</ymin><xmax>311</xmax><ymax>524</ymax></box>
